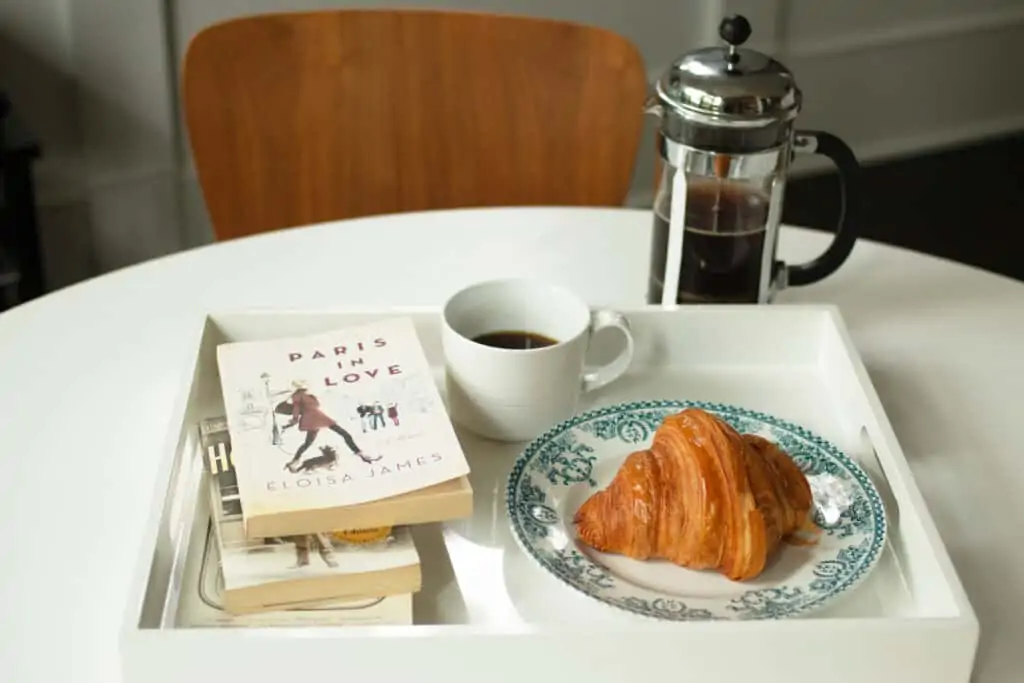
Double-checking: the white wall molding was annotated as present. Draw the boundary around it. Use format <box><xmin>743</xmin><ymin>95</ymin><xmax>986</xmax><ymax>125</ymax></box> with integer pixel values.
<box><xmin>791</xmin><ymin>112</ymin><xmax>1024</xmax><ymax>177</ymax></box>
<box><xmin>626</xmin><ymin>110</ymin><xmax>1024</xmax><ymax>213</ymax></box>
<box><xmin>787</xmin><ymin>4</ymin><xmax>1024</xmax><ymax>59</ymax></box>
<box><xmin>62</xmin><ymin>0</ymin><xmax>187</xmax><ymax>270</ymax></box>
<box><xmin>35</xmin><ymin>157</ymin><xmax>183</xmax><ymax>207</ymax></box>
<box><xmin>33</xmin><ymin>155</ymin><xmax>87</xmax><ymax>208</ymax></box>
<box><xmin>651</xmin><ymin>4</ymin><xmax>1024</xmax><ymax>73</ymax></box>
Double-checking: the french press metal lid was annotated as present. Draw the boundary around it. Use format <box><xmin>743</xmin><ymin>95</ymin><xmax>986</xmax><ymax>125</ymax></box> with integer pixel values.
<box><xmin>647</xmin><ymin>15</ymin><xmax>803</xmax><ymax>152</ymax></box>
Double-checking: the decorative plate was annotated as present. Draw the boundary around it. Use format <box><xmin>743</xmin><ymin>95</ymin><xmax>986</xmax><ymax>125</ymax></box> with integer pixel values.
<box><xmin>506</xmin><ymin>400</ymin><xmax>887</xmax><ymax>621</ymax></box>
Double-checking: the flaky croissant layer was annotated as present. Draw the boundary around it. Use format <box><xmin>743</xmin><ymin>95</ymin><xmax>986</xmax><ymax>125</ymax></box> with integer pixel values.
<box><xmin>574</xmin><ymin>408</ymin><xmax>814</xmax><ymax>582</ymax></box>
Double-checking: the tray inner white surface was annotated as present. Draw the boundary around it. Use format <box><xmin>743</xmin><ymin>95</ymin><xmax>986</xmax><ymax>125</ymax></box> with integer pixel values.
<box><xmin>137</xmin><ymin>306</ymin><xmax>967</xmax><ymax>631</ymax></box>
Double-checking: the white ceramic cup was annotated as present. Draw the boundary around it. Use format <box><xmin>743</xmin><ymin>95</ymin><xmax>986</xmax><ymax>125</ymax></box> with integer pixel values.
<box><xmin>441</xmin><ymin>278</ymin><xmax>634</xmax><ymax>442</ymax></box>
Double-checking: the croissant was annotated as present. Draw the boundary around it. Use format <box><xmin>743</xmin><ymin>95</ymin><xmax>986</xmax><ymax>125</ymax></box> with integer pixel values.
<box><xmin>573</xmin><ymin>408</ymin><xmax>814</xmax><ymax>581</ymax></box>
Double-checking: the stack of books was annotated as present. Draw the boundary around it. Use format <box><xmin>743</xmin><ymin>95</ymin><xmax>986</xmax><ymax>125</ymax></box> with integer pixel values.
<box><xmin>175</xmin><ymin>317</ymin><xmax>472</xmax><ymax>628</ymax></box>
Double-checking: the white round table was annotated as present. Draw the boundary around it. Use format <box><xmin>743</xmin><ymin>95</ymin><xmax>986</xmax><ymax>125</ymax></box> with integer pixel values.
<box><xmin>0</xmin><ymin>207</ymin><xmax>1021</xmax><ymax>681</ymax></box>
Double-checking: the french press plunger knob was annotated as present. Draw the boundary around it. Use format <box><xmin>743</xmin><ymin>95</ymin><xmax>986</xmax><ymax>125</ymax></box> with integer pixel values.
<box><xmin>719</xmin><ymin>14</ymin><xmax>751</xmax><ymax>68</ymax></box>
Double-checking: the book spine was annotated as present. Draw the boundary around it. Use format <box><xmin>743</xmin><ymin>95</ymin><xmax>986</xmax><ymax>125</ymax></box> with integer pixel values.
<box><xmin>200</xmin><ymin>416</ymin><xmax>241</xmax><ymax>525</ymax></box>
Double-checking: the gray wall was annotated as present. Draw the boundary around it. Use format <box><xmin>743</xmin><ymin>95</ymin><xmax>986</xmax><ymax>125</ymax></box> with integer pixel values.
<box><xmin>4</xmin><ymin>0</ymin><xmax>1024</xmax><ymax>291</ymax></box>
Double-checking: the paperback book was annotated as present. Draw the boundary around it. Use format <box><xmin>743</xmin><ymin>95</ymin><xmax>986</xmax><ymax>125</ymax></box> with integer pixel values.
<box><xmin>199</xmin><ymin>416</ymin><xmax>421</xmax><ymax>614</ymax></box>
<box><xmin>174</xmin><ymin>487</ymin><xmax>413</xmax><ymax>628</ymax></box>
<box><xmin>215</xmin><ymin>316</ymin><xmax>472</xmax><ymax>538</ymax></box>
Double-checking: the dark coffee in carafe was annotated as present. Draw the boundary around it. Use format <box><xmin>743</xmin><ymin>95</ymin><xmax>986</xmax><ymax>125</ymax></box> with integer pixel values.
<box><xmin>648</xmin><ymin>181</ymin><xmax>771</xmax><ymax>304</ymax></box>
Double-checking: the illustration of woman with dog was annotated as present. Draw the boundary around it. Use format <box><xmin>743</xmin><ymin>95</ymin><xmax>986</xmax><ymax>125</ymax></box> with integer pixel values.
<box><xmin>278</xmin><ymin>380</ymin><xmax>380</xmax><ymax>472</ymax></box>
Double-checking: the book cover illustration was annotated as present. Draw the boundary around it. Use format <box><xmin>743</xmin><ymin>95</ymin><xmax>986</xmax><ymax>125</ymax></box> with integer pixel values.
<box><xmin>174</xmin><ymin>514</ymin><xmax>413</xmax><ymax>628</ymax></box>
<box><xmin>199</xmin><ymin>416</ymin><xmax>420</xmax><ymax>604</ymax></box>
<box><xmin>215</xmin><ymin>317</ymin><xmax>471</xmax><ymax>520</ymax></box>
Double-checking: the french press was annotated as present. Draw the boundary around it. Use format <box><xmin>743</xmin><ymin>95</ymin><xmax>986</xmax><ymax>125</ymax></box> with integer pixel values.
<box><xmin>645</xmin><ymin>14</ymin><xmax>861</xmax><ymax>305</ymax></box>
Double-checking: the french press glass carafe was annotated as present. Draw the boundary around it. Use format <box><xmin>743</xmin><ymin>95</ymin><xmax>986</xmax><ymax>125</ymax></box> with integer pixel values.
<box><xmin>645</xmin><ymin>15</ymin><xmax>861</xmax><ymax>305</ymax></box>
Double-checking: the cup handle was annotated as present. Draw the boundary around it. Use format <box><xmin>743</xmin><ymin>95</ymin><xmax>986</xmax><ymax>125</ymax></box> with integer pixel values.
<box><xmin>582</xmin><ymin>310</ymin><xmax>635</xmax><ymax>393</ymax></box>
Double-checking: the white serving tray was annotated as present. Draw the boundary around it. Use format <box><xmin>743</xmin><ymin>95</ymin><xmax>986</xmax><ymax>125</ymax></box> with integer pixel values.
<box><xmin>121</xmin><ymin>305</ymin><xmax>979</xmax><ymax>683</ymax></box>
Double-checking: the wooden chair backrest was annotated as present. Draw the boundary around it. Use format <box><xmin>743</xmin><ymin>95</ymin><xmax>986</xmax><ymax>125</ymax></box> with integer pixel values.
<box><xmin>182</xmin><ymin>9</ymin><xmax>648</xmax><ymax>241</ymax></box>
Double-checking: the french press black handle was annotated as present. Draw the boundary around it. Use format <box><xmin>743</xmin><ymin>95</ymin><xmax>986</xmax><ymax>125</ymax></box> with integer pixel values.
<box><xmin>783</xmin><ymin>131</ymin><xmax>862</xmax><ymax>286</ymax></box>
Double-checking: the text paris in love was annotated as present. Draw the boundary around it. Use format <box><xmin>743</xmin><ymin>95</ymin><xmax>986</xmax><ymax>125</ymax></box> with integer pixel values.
<box><xmin>287</xmin><ymin>336</ymin><xmax>402</xmax><ymax>385</ymax></box>
<box><xmin>266</xmin><ymin>453</ymin><xmax>444</xmax><ymax>492</ymax></box>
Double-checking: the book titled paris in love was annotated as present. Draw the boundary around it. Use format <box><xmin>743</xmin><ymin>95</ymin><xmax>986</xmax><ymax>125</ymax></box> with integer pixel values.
<box><xmin>216</xmin><ymin>317</ymin><xmax>470</xmax><ymax>537</ymax></box>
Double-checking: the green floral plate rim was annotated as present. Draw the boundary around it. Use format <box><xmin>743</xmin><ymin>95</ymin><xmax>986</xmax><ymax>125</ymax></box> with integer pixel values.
<box><xmin>505</xmin><ymin>399</ymin><xmax>888</xmax><ymax>621</ymax></box>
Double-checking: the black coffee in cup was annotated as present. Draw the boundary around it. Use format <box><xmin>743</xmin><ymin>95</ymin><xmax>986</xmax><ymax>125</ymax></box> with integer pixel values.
<box><xmin>472</xmin><ymin>330</ymin><xmax>558</xmax><ymax>350</ymax></box>
<box><xmin>648</xmin><ymin>181</ymin><xmax>771</xmax><ymax>304</ymax></box>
